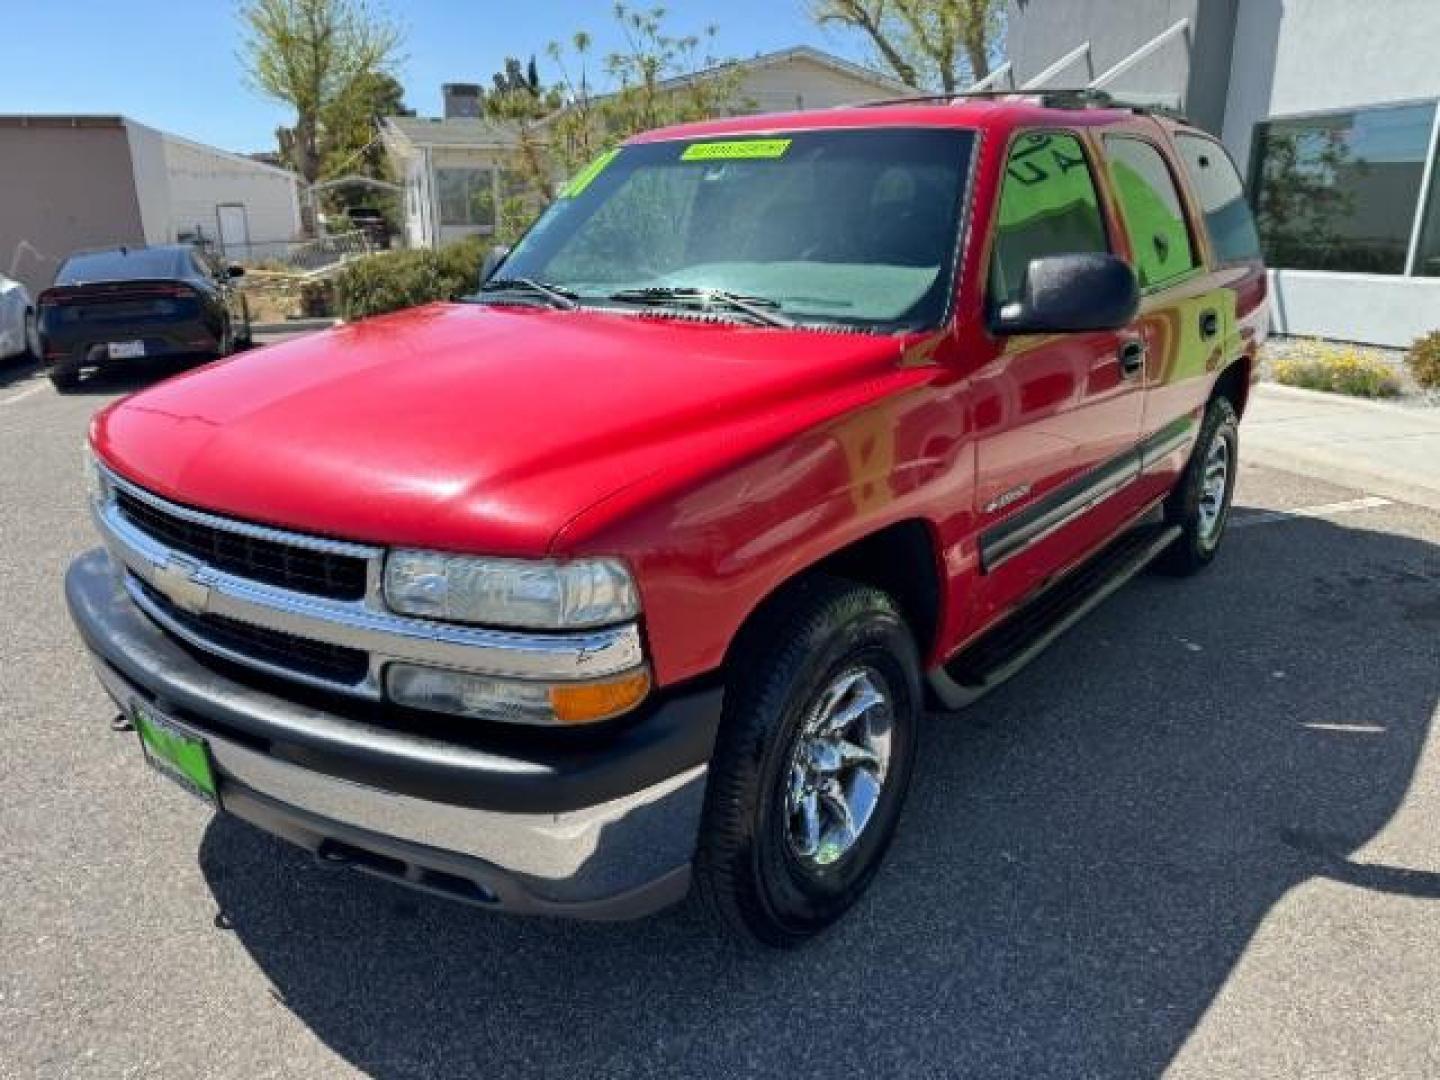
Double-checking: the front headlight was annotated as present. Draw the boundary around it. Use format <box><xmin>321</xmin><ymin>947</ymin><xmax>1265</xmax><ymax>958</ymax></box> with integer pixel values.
<box><xmin>383</xmin><ymin>551</ymin><xmax>640</xmax><ymax>629</ymax></box>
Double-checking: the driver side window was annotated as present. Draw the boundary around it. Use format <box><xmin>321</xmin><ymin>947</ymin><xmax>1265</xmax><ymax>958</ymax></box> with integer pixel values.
<box><xmin>990</xmin><ymin>131</ymin><xmax>1109</xmax><ymax>307</ymax></box>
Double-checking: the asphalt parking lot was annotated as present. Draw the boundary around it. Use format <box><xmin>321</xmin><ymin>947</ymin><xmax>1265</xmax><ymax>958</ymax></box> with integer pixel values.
<box><xmin>2</xmin><ymin>349</ymin><xmax>1438</xmax><ymax>1079</ymax></box>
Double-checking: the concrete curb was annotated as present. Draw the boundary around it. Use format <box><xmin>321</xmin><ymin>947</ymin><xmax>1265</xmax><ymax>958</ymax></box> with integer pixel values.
<box><xmin>1244</xmin><ymin>440</ymin><xmax>1440</xmax><ymax>514</ymax></box>
<box><xmin>250</xmin><ymin>318</ymin><xmax>339</xmax><ymax>335</ymax></box>
<box><xmin>1245</xmin><ymin>383</ymin><xmax>1440</xmax><ymax>512</ymax></box>
<box><xmin>1256</xmin><ymin>380</ymin><xmax>1438</xmax><ymax>416</ymax></box>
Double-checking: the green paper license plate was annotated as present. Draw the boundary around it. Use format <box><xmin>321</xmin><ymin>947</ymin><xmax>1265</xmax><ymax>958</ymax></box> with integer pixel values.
<box><xmin>133</xmin><ymin>700</ymin><xmax>219</xmax><ymax>807</ymax></box>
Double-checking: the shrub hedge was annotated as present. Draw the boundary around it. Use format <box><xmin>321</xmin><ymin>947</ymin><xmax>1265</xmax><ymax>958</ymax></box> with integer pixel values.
<box><xmin>334</xmin><ymin>236</ymin><xmax>487</xmax><ymax>321</ymax></box>
<box><xmin>1406</xmin><ymin>331</ymin><xmax>1440</xmax><ymax>390</ymax></box>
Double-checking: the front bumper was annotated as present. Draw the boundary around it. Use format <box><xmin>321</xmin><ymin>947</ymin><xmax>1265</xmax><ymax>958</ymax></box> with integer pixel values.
<box><xmin>66</xmin><ymin>548</ymin><xmax>722</xmax><ymax>918</ymax></box>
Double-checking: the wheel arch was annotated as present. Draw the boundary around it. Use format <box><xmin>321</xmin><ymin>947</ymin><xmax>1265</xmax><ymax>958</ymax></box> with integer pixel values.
<box><xmin>725</xmin><ymin>517</ymin><xmax>946</xmax><ymax>670</ymax></box>
<box><xmin>1211</xmin><ymin>352</ymin><xmax>1254</xmax><ymax>417</ymax></box>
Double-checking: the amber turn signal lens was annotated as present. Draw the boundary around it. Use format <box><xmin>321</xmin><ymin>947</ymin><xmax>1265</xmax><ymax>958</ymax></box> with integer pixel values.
<box><xmin>549</xmin><ymin>669</ymin><xmax>652</xmax><ymax>724</ymax></box>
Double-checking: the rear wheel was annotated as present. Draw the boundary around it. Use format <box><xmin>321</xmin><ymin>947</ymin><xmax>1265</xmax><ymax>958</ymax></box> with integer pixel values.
<box><xmin>22</xmin><ymin>308</ymin><xmax>40</xmax><ymax>360</ymax></box>
<box><xmin>1159</xmin><ymin>396</ymin><xmax>1239</xmax><ymax>575</ymax></box>
<box><xmin>48</xmin><ymin>366</ymin><xmax>80</xmax><ymax>393</ymax></box>
<box><xmin>694</xmin><ymin>577</ymin><xmax>920</xmax><ymax>947</ymax></box>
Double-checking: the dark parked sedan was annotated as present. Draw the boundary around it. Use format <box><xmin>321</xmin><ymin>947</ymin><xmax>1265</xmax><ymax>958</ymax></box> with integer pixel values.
<box><xmin>37</xmin><ymin>244</ymin><xmax>252</xmax><ymax>391</ymax></box>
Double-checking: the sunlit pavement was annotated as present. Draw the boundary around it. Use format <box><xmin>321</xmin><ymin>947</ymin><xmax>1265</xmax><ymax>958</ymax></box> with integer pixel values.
<box><xmin>3</xmin><ymin>355</ymin><xmax>1437</xmax><ymax>1078</ymax></box>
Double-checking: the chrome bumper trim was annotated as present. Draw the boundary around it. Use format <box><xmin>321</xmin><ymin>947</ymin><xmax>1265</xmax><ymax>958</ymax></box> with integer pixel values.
<box><xmin>92</xmin><ymin>473</ymin><xmax>644</xmax><ymax>696</ymax></box>
<box><xmin>89</xmin><ymin>658</ymin><xmax>706</xmax><ymax>906</ymax></box>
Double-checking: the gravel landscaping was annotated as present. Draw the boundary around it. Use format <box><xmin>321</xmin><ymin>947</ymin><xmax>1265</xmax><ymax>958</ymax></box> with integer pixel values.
<box><xmin>1261</xmin><ymin>336</ymin><xmax>1440</xmax><ymax>409</ymax></box>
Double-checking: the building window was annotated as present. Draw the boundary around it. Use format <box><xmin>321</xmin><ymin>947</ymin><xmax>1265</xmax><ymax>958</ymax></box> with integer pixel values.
<box><xmin>1249</xmin><ymin>101</ymin><xmax>1437</xmax><ymax>275</ymax></box>
<box><xmin>1416</xmin><ymin>153</ymin><xmax>1440</xmax><ymax>277</ymax></box>
<box><xmin>436</xmin><ymin>166</ymin><xmax>496</xmax><ymax>229</ymax></box>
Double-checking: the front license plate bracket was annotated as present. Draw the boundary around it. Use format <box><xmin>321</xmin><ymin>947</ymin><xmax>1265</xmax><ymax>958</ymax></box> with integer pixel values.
<box><xmin>132</xmin><ymin>700</ymin><xmax>220</xmax><ymax>807</ymax></box>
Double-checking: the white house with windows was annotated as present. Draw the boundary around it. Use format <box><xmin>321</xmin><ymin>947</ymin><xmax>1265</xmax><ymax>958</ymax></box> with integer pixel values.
<box><xmin>380</xmin><ymin>117</ymin><xmax>522</xmax><ymax>250</ymax></box>
<box><xmin>380</xmin><ymin>46</ymin><xmax>910</xmax><ymax>251</ymax></box>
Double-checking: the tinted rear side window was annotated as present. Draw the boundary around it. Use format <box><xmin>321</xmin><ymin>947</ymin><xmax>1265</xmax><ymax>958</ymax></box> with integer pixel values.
<box><xmin>56</xmin><ymin>247</ymin><xmax>184</xmax><ymax>285</ymax></box>
<box><xmin>1103</xmin><ymin>137</ymin><xmax>1198</xmax><ymax>289</ymax></box>
<box><xmin>989</xmin><ymin>131</ymin><xmax>1109</xmax><ymax>306</ymax></box>
<box><xmin>1175</xmin><ymin>134</ymin><xmax>1262</xmax><ymax>265</ymax></box>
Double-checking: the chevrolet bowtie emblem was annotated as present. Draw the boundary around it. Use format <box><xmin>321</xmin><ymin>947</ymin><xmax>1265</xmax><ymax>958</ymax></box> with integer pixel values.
<box><xmin>153</xmin><ymin>557</ymin><xmax>212</xmax><ymax>615</ymax></box>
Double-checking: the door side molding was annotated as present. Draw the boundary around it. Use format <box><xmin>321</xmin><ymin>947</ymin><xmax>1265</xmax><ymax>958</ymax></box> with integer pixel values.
<box><xmin>979</xmin><ymin>448</ymin><xmax>1142</xmax><ymax>574</ymax></box>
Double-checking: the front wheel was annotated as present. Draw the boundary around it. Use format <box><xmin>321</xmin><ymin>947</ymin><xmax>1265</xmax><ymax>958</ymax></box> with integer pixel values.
<box><xmin>1159</xmin><ymin>396</ymin><xmax>1239</xmax><ymax>575</ymax></box>
<box><xmin>694</xmin><ymin>577</ymin><xmax>920</xmax><ymax>947</ymax></box>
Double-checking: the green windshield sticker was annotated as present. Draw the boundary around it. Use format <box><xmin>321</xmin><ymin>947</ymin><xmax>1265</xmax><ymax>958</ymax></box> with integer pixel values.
<box><xmin>562</xmin><ymin>149</ymin><xmax>621</xmax><ymax>198</ymax></box>
<box><xmin>681</xmin><ymin>139</ymin><xmax>792</xmax><ymax>162</ymax></box>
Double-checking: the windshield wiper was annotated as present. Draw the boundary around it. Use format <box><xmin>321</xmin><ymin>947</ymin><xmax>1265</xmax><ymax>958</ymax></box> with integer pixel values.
<box><xmin>477</xmin><ymin>277</ymin><xmax>579</xmax><ymax>310</ymax></box>
<box><xmin>607</xmin><ymin>287</ymin><xmax>795</xmax><ymax>328</ymax></box>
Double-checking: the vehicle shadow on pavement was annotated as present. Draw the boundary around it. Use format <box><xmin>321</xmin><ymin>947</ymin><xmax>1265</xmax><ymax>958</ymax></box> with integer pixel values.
<box><xmin>0</xmin><ymin>354</ymin><xmax>41</xmax><ymax>391</ymax></box>
<box><xmin>58</xmin><ymin>357</ymin><xmax>215</xmax><ymax>397</ymax></box>
<box><xmin>199</xmin><ymin>513</ymin><xmax>1440</xmax><ymax>1079</ymax></box>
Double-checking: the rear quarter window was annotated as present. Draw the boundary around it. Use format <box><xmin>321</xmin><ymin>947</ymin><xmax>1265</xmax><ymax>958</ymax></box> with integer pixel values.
<box><xmin>1102</xmin><ymin>136</ymin><xmax>1199</xmax><ymax>289</ymax></box>
<box><xmin>1174</xmin><ymin>134</ymin><xmax>1263</xmax><ymax>265</ymax></box>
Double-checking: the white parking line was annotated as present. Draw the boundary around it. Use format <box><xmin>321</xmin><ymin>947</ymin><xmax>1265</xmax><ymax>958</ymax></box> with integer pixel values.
<box><xmin>0</xmin><ymin>383</ymin><xmax>46</xmax><ymax>406</ymax></box>
<box><xmin>1301</xmin><ymin>722</ymin><xmax>1387</xmax><ymax>734</ymax></box>
<box><xmin>1232</xmin><ymin>496</ymin><xmax>1393</xmax><ymax>529</ymax></box>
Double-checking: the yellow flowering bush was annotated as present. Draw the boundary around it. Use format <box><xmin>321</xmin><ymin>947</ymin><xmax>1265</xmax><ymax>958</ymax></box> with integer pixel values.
<box><xmin>1272</xmin><ymin>339</ymin><xmax>1402</xmax><ymax>398</ymax></box>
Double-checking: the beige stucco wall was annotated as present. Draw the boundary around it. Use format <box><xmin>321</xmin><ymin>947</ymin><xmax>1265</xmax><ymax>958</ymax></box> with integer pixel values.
<box><xmin>0</xmin><ymin>120</ymin><xmax>146</xmax><ymax>292</ymax></box>
<box><xmin>732</xmin><ymin>57</ymin><xmax>902</xmax><ymax>113</ymax></box>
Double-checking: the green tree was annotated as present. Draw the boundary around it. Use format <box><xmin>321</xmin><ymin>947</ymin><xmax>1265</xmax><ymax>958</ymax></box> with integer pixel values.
<box><xmin>515</xmin><ymin>3</ymin><xmax>742</xmax><ymax>205</ymax></box>
<box><xmin>808</xmin><ymin>0</ymin><xmax>1003</xmax><ymax>92</ymax></box>
<box><xmin>483</xmin><ymin>56</ymin><xmax>564</xmax><ymax>122</ymax></box>
<box><xmin>316</xmin><ymin>71</ymin><xmax>411</xmax><ymax>230</ymax></box>
<box><xmin>239</xmin><ymin>0</ymin><xmax>403</xmax><ymax>186</ymax></box>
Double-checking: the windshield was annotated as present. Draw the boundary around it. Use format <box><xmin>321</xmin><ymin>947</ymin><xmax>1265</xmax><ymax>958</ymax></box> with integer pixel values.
<box><xmin>496</xmin><ymin>127</ymin><xmax>976</xmax><ymax>331</ymax></box>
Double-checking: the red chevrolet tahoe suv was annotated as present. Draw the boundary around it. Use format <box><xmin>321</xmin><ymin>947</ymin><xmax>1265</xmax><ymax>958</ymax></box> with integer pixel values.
<box><xmin>67</xmin><ymin>92</ymin><xmax>1267</xmax><ymax>946</ymax></box>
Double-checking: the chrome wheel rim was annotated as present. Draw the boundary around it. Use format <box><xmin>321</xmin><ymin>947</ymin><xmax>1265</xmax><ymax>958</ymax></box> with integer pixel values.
<box><xmin>784</xmin><ymin>667</ymin><xmax>893</xmax><ymax>868</ymax></box>
<box><xmin>1197</xmin><ymin>431</ymin><xmax>1230</xmax><ymax>547</ymax></box>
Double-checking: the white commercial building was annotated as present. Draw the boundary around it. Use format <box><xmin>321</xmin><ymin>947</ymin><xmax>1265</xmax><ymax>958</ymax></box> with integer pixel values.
<box><xmin>1004</xmin><ymin>0</ymin><xmax>1440</xmax><ymax>347</ymax></box>
<box><xmin>0</xmin><ymin>115</ymin><xmax>303</xmax><ymax>293</ymax></box>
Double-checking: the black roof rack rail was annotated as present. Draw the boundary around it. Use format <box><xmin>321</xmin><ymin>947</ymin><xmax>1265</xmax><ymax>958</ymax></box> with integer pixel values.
<box><xmin>850</xmin><ymin>87</ymin><xmax>1191</xmax><ymax>122</ymax></box>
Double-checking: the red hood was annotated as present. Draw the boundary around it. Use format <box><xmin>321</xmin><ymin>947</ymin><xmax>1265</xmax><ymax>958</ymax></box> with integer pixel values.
<box><xmin>93</xmin><ymin>303</ymin><xmax>920</xmax><ymax>554</ymax></box>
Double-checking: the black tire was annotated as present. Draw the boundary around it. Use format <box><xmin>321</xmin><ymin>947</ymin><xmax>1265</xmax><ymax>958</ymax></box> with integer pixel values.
<box><xmin>1159</xmin><ymin>396</ymin><xmax>1239</xmax><ymax>576</ymax></box>
<box><xmin>694</xmin><ymin>576</ymin><xmax>921</xmax><ymax>947</ymax></box>
<box><xmin>22</xmin><ymin>307</ymin><xmax>40</xmax><ymax>361</ymax></box>
<box><xmin>235</xmin><ymin>297</ymin><xmax>253</xmax><ymax>349</ymax></box>
<box><xmin>48</xmin><ymin>367</ymin><xmax>81</xmax><ymax>393</ymax></box>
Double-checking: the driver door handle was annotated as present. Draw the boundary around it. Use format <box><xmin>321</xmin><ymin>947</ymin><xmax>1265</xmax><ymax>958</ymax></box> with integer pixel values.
<box><xmin>1119</xmin><ymin>339</ymin><xmax>1147</xmax><ymax>379</ymax></box>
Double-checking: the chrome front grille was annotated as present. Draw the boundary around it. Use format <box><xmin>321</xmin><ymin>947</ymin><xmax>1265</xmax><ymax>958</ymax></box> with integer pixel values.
<box><xmin>91</xmin><ymin>465</ymin><xmax>647</xmax><ymax>700</ymax></box>
<box><xmin>134</xmin><ymin>578</ymin><xmax>371</xmax><ymax>686</ymax></box>
<box><xmin>115</xmin><ymin>486</ymin><xmax>368</xmax><ymax>601</ymax></box>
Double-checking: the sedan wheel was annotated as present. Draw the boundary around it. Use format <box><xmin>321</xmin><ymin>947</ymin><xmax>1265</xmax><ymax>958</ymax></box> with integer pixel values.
<box><xmin>24</xmin><ymin>308</ymin><xmax>40</xmax><ymax>360</ymax></box>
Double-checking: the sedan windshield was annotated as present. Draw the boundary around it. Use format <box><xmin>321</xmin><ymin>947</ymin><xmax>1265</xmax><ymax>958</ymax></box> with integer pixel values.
<box><xmin>496</xmin><ymin>127</ymin><xmax>976</xmax><ymax>331</ymax></box>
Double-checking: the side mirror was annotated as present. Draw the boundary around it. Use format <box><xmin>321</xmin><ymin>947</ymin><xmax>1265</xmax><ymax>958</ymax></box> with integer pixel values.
<box><xmin>226</xmin><ymin>264</ymin><xmax>245</xmax><ymax>280</ymax></box>
<box><xmin>991</xmin><ymin>253</ymin><xmax>1139</xmax><ymax>335</ymax></box>
<box><xmin>480</xmin><ymin>244</ymin><xmax>511</xmax><ymax>284</ymax></box>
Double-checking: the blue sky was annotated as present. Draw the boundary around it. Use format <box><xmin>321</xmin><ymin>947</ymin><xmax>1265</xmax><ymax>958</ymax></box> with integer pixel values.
<box><xmin>3</xmin><ymin>1</ymin><xmax>877</xmax><ymax>153</ymax></box>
